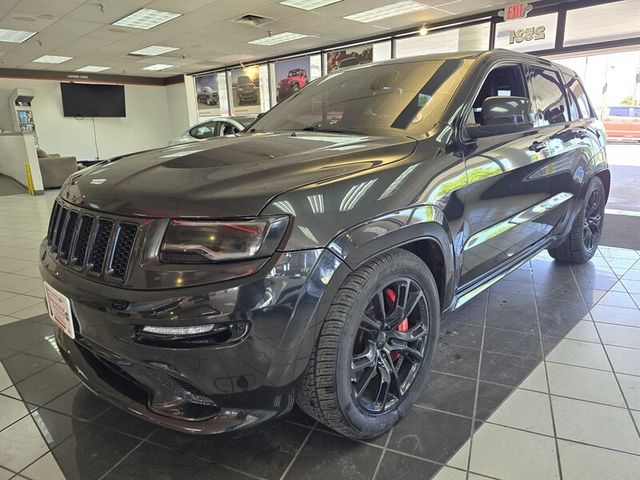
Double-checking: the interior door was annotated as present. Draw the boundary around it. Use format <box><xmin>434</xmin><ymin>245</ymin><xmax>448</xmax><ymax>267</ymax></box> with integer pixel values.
<box><xmin>458</xmin><ymin>62</ymin><xmax>575</xmax><ymax>288</ymax></box>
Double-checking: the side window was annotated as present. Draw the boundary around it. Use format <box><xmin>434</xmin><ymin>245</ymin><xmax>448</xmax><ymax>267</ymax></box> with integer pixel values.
<box><xmin>529</xmin><ymin>67</ymin><xmax>569</xmax><ymax>126</ymax></box>
<box><xmin>561</xmin><ymin>73</ymin><xmax>580</xmax><ymax>121</ymax></box>
<box><xmin>189</xmin><ymin>121</ymin><xmax>216</xmax><ymax>139</ymax></box>
<box><xmin>634</xmin><ymin>107</ymin><xmax>640</xmax><ymax>118</ymax></box>
<box><xmin>220</xmin><ymin>122</ymin><xmax>239</xmax><ymax>135</ymax></box>
<box><xmin>470</xmin><ymin>65</ymin><xmax>528</xmax><ymax>125</ymax></box>
<box><xmin>571</xmin><ymin>79</ymin><xmax>593</xmax><ymax>119</ymax></box>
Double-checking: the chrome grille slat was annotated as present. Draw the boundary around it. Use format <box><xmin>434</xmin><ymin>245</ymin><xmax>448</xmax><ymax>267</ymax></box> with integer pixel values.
<box><xmin>46</xmin><ymin>201</ymin><xmax>139</xmax><ymax>284</ymax></box>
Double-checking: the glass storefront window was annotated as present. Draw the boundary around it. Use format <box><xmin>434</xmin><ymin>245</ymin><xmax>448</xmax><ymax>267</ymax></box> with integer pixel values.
<box><xmin>217</xmin><ymin>72</ymin><xmax>229</xmax><ymax>116</ymax></box>
<box><xmin>326</xmin><ymin>43</ymin><xmax>373</xmax><ymax>74</ymax></box>
<box><xmin>309</xmin><ymin>54</ymin><xmax>322</xmax><ymax>80</ymax></box>
<box><xmin>494</xmin><ymin>12</ymin><xmax>558</xmax><ymax>52</ymax></box>
<box><xmin>395</xmin><ymin>23</ymin><xmax>490</xmax><ymax>58</ymax></box>
<box><xmin>564</xmin><ymin>0</ymin><xmax>640</xmax><ymax>47</ymax></box>
<box><xmin>373</xmin><ymin>40</ymin><xmax>392</xmax><ymax>61</ymax></box>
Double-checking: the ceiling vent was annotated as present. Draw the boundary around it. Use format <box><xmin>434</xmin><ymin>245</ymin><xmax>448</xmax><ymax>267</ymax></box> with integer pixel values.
<box><xmin>234</xmin><ymin>14</ymin><xmax>273</xmax><ymax>26</ymax></box>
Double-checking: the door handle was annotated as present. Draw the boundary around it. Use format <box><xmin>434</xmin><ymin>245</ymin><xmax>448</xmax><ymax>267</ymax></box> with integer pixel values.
<box><xmin>528</xmin><ymin>140</ymin><xmax>547</xmax><ymax>152</ymax></box>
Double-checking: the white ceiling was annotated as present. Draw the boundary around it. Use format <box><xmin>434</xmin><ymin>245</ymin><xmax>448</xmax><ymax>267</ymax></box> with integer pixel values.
<box><xmin>0</xmin><ymin>0</ymin><xmax>519</xmax><ymax>78</ymax></box>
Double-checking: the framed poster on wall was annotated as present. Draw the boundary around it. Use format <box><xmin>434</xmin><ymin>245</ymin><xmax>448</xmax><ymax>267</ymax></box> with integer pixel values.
<box><xmin>194</xmin><ymin>73</ymin><xmax>220</xmax><ymax>117</ymax></box>
<box><xmin>230</xmin><ymin>66</ymin><xmax>262</xmax><ymax>114</ymax></box>
<box><xmin>326</xmin><ymin>43</ymin><xmax>373</xmax><ymax>74</ymax></box>
<box><xmin>275</xmin><ymin>56</ymin><xmax>311</xmax><ymax>103</ymax></box>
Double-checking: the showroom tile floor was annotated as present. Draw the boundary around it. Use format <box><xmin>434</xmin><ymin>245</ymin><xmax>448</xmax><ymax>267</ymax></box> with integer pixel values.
<box><xmin>0</xmin><ymin>192</ymin><xmax>639</xmax><ymax>480</ymax></box>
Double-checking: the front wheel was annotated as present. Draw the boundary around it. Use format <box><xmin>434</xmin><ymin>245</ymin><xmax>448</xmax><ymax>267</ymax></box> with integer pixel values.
<box><xmin>296</xmin><ymin>249</ymin><xmax>440</xmax><ymax>439</ymax></box>
<box><xmin>548</xmin><ymin>176</ymin><xmax>606</xmax><ymax>263</ymax></box>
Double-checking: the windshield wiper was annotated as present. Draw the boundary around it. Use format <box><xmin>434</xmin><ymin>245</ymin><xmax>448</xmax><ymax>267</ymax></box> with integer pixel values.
<box><xmin>301</xmin><ymin>126</ymin><xmax>365</xmax><ymax>135</ymax></box>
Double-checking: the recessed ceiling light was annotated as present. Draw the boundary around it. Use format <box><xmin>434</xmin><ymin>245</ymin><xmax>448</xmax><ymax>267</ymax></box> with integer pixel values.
<box><xmin>76</xmin><ymin>66</ymin><xmax>111</xmax><ymax>72</ymax></box>
<box><xmin>249</xmin><ymin>32</ymin><xmax>308</xmax><ymax>46</ymax></box>
<box><xmin>279</xmin><ymin>0</ymin><xmax>342</xmax><ymax>10</ymax></box>
<box><xmin>0</xmin><ymin>28</ymin><xmax>37</xmax><ymax>43</ymax></box>
<box><xmin>113</xmin><ymin>8</ymin><xmax>181</xmax><ymax>30</ymax></box>
<box><xmin>33</xmin><ymin>55</ymin><xmax>73</xmax><ymax>64</ymax></box>
<box><xmin>142</xmin><ymin>64</ymin><xmax>175</xmax><ymax>71</ymax></box>
<box><xmin>130</xmin><ymin>45</ymin><xmax>179</xmax><ymax>56</ymax></box>
<box><xmin>344</xmin><ymin>1</ymin><xmax>428</xmax><ymax>23</ymax></box>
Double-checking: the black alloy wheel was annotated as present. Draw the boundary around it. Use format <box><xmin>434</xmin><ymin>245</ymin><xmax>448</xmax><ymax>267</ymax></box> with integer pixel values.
<box><xmin>548</xmin><ymin>176</ymin><xmax>606</xmax><ymax>263</ymax></box>
<box><xmin>351</xmin><ymin>278</ymin><xmax>430</xmax><ymax>414</ymax></box>
<box><xmin>296</xmin><ymin>249</ymin><xmax>440</xmax><ymax>439</ymax></box>
<box><xmin>583</xmin><ymin>188</ymin><xmax>603</xmax><ymax>253</ymax></box>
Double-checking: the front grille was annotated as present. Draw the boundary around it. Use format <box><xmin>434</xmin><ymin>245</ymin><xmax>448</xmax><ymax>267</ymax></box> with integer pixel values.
<box><xmin>111</xmin><ymin>224</ymin><xmax>138</xmax><ymax>279</ymax></box>
<box><xmin>88</xmin><ymin>219</ymin><xmax>114</xmax><ymax>274</ymax></box>
<box><xmin>46</xmin><ymin>201</ymin><xmax>139</xmax><ymax>283</ymax></box>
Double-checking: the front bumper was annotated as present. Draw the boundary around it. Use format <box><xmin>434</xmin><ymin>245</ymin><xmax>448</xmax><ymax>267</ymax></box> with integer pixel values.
<box><xmin>42</xmin><ymin>248</ymin><xmax>345</xmax><ymax>434</ymax></box>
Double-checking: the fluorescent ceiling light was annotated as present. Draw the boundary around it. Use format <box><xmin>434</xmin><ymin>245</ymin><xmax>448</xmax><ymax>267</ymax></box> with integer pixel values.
<box><xmin>0</xmin><ymin>28</ymin><xmax>37</xmax><ymax>43</ymax></box>
<box><xmin>249</xmin><ymin>32</ymin><xmax>308</xmax><ymax>46</ymax></box>
<box><xmin>113</xmin><ymin>8</ymin><xmax>181</xmax><ymax>30</ymax></box>
<box><xmin>130</xmin><ymin>45</ymin><xmax>179</xmax><ymax>56</ymax></box>
<box><xmin>279</xmin><ymin>0</ymin><xmax>342</xmax><ymax>10</ymax></box>
<box><xmin>76</xmin><ymin>66</ymin><xmax>111</xmax><ymax>72</ymax></box>
<box><xmin>344</xmin><ymin>1</ymin><xmax>428</xmax><ymax>23</ymax></box>
<box><xmin>142</xmin><ymin>64</ymin><xmax>175</xmax><ymax>71</ymax></box>
<box><xmin>33</xmin><ymin>55</ymin><xmax>73</xmax><ymax>64</ymax></box>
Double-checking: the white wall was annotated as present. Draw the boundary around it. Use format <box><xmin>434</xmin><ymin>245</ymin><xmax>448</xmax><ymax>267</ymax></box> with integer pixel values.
<box><xmin>0</xmin><ymin>77</ymin><xmax>182</xmax><ymax>161</ymax></box>
<box><xmin>165</xmin><ymin>79</ymin><xmax>197</xmax><ymax>138</ymax></box>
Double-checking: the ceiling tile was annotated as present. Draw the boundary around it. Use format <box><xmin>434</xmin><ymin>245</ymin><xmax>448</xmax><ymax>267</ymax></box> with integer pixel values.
<box><xmin>12</xmin><ymin>0</ymin><xmax>85</xmax><ymax>17</ymax></box>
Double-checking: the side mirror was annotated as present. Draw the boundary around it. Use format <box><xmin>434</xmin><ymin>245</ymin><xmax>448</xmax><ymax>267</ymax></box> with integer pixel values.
<box><xmin>466</xmin><ymin>96</ymin><xmax>533</xmax><ymax>138</ymax></box>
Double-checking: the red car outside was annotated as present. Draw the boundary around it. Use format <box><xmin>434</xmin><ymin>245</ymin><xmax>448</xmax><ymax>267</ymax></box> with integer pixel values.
<box><xmin>602</xmin><ymin>105</ymin><xmax>640</xmax><ymax>141</ymax></box>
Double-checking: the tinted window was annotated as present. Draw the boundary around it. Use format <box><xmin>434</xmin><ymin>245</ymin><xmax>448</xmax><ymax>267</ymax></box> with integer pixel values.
<box><xmin>571</xmin><ymin>79</ymin><xmax>592</xmax><ymax>119</ymax></box>
<box><xmin>220</xmin><ymin>122</ymin><xmax>239</xmax><ymax>135</ymax></box>
<box><xmin>561</xmin><ymin>73</ymin><xmax>580</xmax><ymax>121</ymax></box>
<box><xmin>189</xmin><ymin>121</ymin><xmax>216</xmax><ymax>139</ymax></box>
<box><xmin>250</xmin><ymin>59</ymin><xmax>470</xmax><ymax>137</ymax></box>
<box><xmin>529</xmin><ymin>67</ymin><xmax>568</xmax><ymax>125</ymax></box>
<box><xmin>609</xmin><ymin>107</ymin><xmax>630</xmax><ymax>117</ymax></box>
<box><xmin>634</xmin><ymin>107</ymin><xmax>640</xmax><ymax>118</ymax></box>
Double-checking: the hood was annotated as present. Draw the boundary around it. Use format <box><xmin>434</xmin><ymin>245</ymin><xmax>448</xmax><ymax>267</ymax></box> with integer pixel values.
<box><xmin>60</xmin><ymin>132</ymin><xmax>416</xmax><ymax>218</ymax></box>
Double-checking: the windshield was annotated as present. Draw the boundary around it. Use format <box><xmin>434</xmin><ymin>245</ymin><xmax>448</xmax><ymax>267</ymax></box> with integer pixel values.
<box><xmin>251</xmin><ymin>59</ymin><xmax>469</xmax><ymax>137</ymax></box>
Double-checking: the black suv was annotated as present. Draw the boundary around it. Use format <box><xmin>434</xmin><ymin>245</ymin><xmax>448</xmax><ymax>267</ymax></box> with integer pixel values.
<box><xmin>41</xmin><ymin>50</ymin><xmax>608</xmax><ymax>440</ymax></box>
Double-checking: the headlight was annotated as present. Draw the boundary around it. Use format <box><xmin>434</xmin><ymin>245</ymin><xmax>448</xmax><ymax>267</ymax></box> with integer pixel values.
<box><xmin>160</xmin><ymin>216</ymin><xmax>288</xmax><ymax>263</ymax></box>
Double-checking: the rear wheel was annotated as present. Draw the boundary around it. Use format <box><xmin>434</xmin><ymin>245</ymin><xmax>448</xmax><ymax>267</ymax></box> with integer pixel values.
<box><xmin>296</xmin><ymin>249</ymin><xmax>440</xmax><ymax>439</ymax></box>
<box><xmin>548</xmin><ymin>177</ymin><xmax>605</xmax><ymax>263</ymax></box>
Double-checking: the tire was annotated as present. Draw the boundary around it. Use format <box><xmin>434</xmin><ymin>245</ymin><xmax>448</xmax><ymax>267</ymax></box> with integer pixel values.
<box><xmin>548</xmin><ymin>176</ymin><xmax>605</xmax><ymax>264</ymax></box>
<box><xmin>296</xmin><ymin>249</ymin><xmax>440</xmax><ymax>439</ymax></box>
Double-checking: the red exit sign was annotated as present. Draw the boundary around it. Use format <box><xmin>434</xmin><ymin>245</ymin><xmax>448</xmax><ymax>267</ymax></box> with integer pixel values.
<box><xmin>499</xmin><ymin>2</ymin><xmax>533</xmax><ymax>21</ymax></box>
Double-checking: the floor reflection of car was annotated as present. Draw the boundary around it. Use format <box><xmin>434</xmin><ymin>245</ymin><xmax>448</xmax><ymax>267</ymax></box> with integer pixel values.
<box><xmin>197</xmin><ymin>86</ymin><xmax>219</xmax><ymax>106</ymax></box>
<box><xmin>237</xmin><ymin>75</ymin><xmax>259</xmax><ymax>105</ymax></box>
<box><xmin>602</xmin><ymin>105</ymin><xmax>640</xmax><ymax>141</ymax></box>
<box><xmin>277</xmin><ymin>68</ymin><xmax>308</xmax><ymax>101</ymax></box>
<box><xmin>168</xmin><ymin>116</ymin><xmax>257</xmax><ymax>145</ymax></box>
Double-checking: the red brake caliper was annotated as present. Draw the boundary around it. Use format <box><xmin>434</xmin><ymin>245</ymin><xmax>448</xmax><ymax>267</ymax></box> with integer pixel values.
<box><xmin>384</xmin><ymin>288</ymin><xmax>409</xmax><ymax>362</ymax></box>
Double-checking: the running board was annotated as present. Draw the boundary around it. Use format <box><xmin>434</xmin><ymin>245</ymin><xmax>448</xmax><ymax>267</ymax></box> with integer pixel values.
<box><xmin>453</xmin><ymin>238</ymin><xmax>553</xmax><ymax>309</ymax></box>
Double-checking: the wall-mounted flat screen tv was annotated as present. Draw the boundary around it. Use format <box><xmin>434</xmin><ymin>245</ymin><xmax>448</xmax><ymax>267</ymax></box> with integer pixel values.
<box><xmin>60</xmin><ymin>83</ymin><xmax>126</xmax><ymax>117</ymax></box>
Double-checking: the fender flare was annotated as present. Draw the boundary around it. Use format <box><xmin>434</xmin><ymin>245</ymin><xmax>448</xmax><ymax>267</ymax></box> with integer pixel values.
<box><xmin>269</xmin><ymin>205</ymin><xmax>456</xmax><ymax>387</ymax></box>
